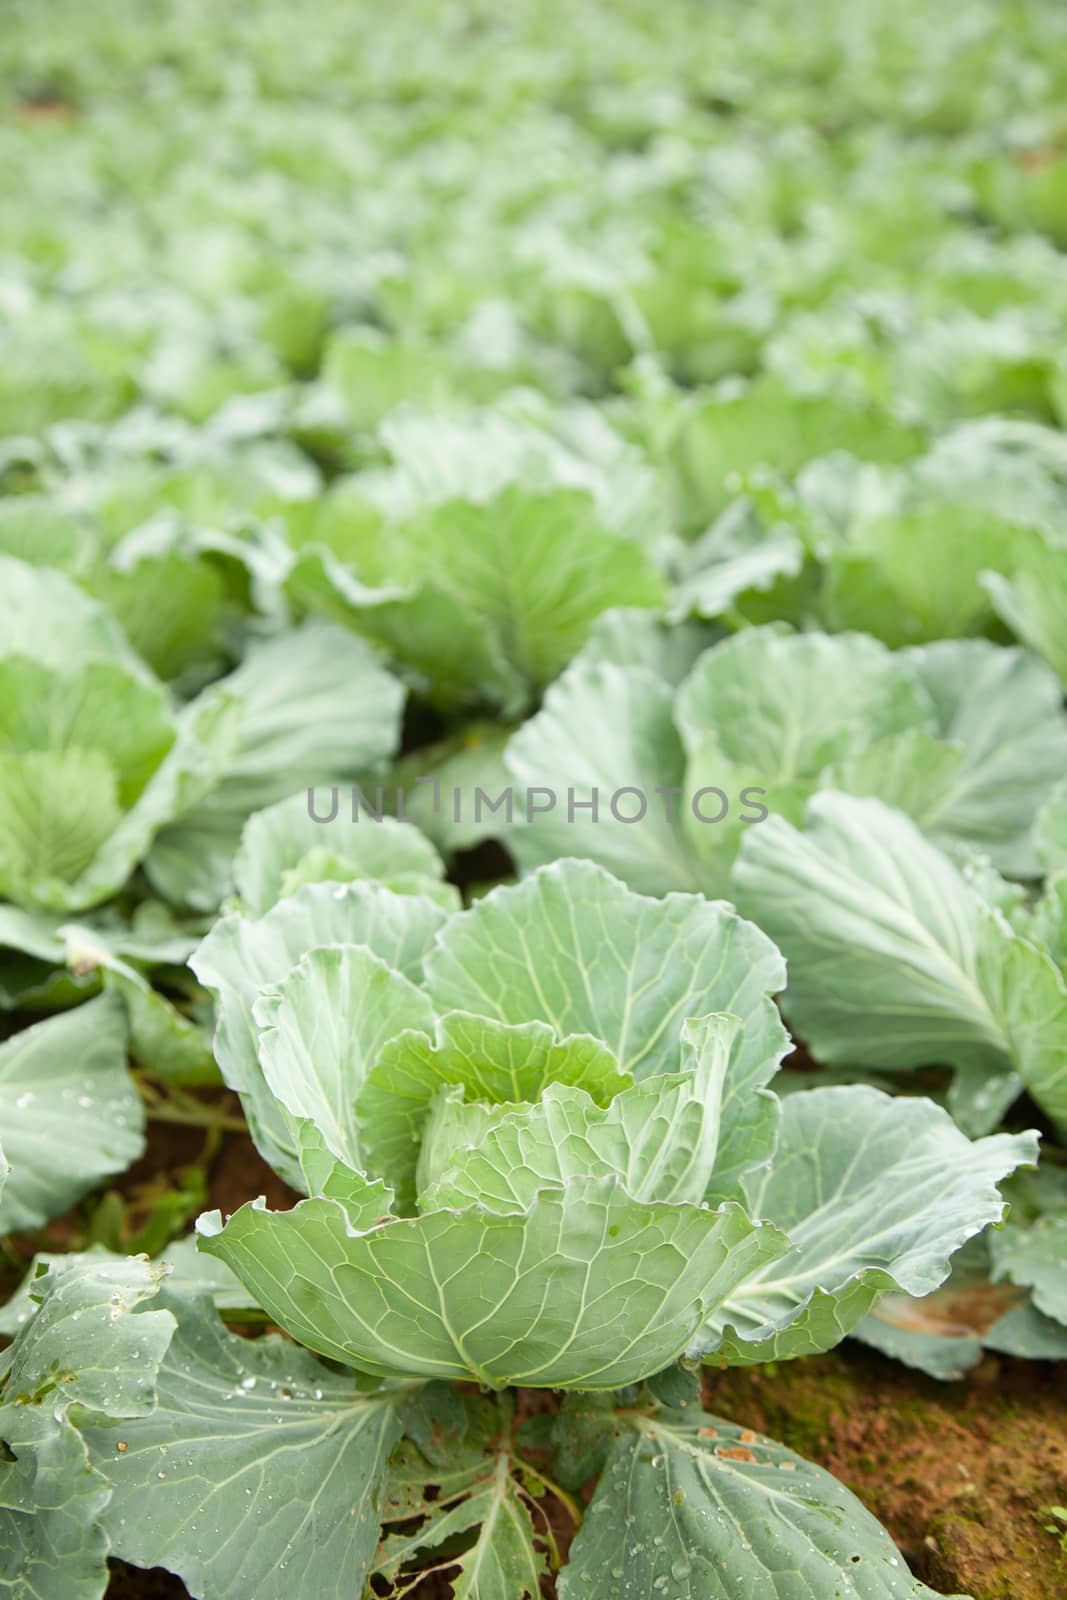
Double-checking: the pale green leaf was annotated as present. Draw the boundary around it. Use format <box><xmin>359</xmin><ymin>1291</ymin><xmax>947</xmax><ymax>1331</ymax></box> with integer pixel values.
<box><xmin>0</xmin><ymin>1404</ymin><xmax>111</xmax><ymax>1600</ymax></box>
<box><xmin>983</xmin><ymin>529</ymin><xmax>1067</xmax><ymax>685</ymax></box>
<box><xmin>83</xmin><ymin>548</ymin><xmax>227</xmax><ymax>683</ymax></box>
<box><xmin>391</xmin><ymin>489</ymin><xmax>666</xmax><ymax>692</ymax></box>
<box><xmin>423</xmin><ymin>1015</ymin><xmax>737</xmax><ymax>1212</ymax></box>
<box><xmin>506</xmin><ymin>663</ymin><xmax>704</xmax><ymax>894</ymax></box>
<box><xmin>575</xmin><ymin>608</ymin><xmax>719</xmax><ymax>688</ymax></box>
<box><xmin>146</xmin><ymin>624</ymin><xmax>405</xmax><ymax>909</ymax></box>
<box><xmin>0</xmin><ymin>1242</ymin><xmax>256</xmax><ymax>1339</ymax></box>
<box><xmin>676</xmin><ymin>626</ymin><xmax>933</xmax><ymax>789</ymax></box>
<box><xmin>290</xmin><ymin>487</ymin><xmax>664</xmax><ymax>712</ymax></box>
<box><xmin>672</xmin><ymin>516</ymin><xmax>805</xmax><ymax>622</ymax></box>
<box><xmin>823</xmin><ymin>505</ymin><xmax>1021</xmax><ymax>644</ymax></box>
<box><xmin>233</xmin><ymin>792</ymin><xmax>448</xmax><ymax>916</ymax></box>
<box><xmin>734</xmin><ymin>793</ymin><xmax>1049</xmax><ymax>1132</ymax></box>
<box><xmin>0</xmin><ymin>555</ymin><xmax>138</xmax><ymax>673</ymax></box>
<box><xmin>696</xmin><ymin>1086</ymin><xmax>1036</xmax><ymax>1364</ymax></box>
<box><xmin>990</xmin><ymin>1213</ymin><xmax>1067</xmax><ymax>1325</ymax></box>
<box><xmin>287</xmin><ymin>549</ymin><xmax>525</xmax><ymax>715</ymax></box>
<box><xmin>1036</xmin><ymin>778</ymin><xmax>1067</xmax><ymax>872</ymax></box>
<box><xmin>2</xmin><ymin>1256</ymin><xmax>174</xmax><ymax>1419</ymax></box>
<box><xmin>198</xmin><ymin>1177</ymin><xmax>785</xmax><ymax>1390</ymax></box>
<box><xmin>902</xmin><ymin>639</ymin><xmax>1067</xmax><ymax>874</ymax></box>
<box><xmin>81</xmin><ymin>1295</ymin><xmax>404</xmax><ymax>1600</ymax></box>
<box><xmin>102</xmin><ymin>964</ymin><xmax>218</xmax><ymax>1087</ymax></box>
<box><xmin>676</xmin><ymin>627</ymin><xmax>934</xmax><ymax>883</ymax></box>
<box><xmin>0</xmin><ymin>749</ymin><xmax>122</xmax><ymax>905</ymax></box>
<box><xmin>424</xmin><ymin>862</ymin><xmax>789</xmax><ymax>1193</ymax></box>
<box><xmin>191</xmin><ymin>882</ymin><xmax>449</xmax><ymax>1185</ymax></box>
<box><xmin>386</xmin><ymin>721</ymin><xmax>517</xmax><ymax>854</ymax></box>
<box><xmin>400</xmin><ymin>1469</ymin><xmax>545</xmax><ymax>1600</ymax></box>
<box><xmin>0</xmin><ymin>995</ymin><xmax>142</xmax><ymax>1233</ymax></box>
<box><xmin>375</xmin><ymin>1395</ymin><xmax>549</xmax><ymax>1599</ymax></box>
<box><xmin>559</xmin><ymin>1410</ymin><xmax>957</xmax><ymax>1599</ymax></box>
<box><xmin>669</xmin><ymin>382</ymin><xmax>922</xmax><ymax>526</ymax></box>
<box><xmin>0</xmin><ymin>656</ymin><xmax>175</xmax><ymax>804</ymax></box>
<box><xmin>359</xmin><ymin>1012</ymin><xmax>627</xmax><ymax>1209</ymax></box>
<box><xmin>253</xmin><ymin>943</ymin><xmax>435</xmax><ymax>1170</ymax></box>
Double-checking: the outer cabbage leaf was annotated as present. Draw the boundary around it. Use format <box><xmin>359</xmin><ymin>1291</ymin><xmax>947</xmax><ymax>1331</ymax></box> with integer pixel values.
<box><xmin>506</xmin><ymin>662</ymin><xmax>704</xmax><ymax>894</ymax></box>
<box><xmin>376</xmin><ymin>1427</ymin><xmax>547</xmax><ymax>1600</ymax></box>
<box><xmin>0</xmin><ymin>657</ymin><xmax>175</xmax><ymax>806</ymax></box>
<box><xmin>286</xmin><ymin>549</ymin><xmax>525</xmax><ymax>715</ymax></box>
<box><xmin>677</xmin><ymin>628</ymin><xmax>933</xmax><ymax>784</ymax></box>
<box><xmin>901</xmin><ymin>639</ymin><xmax>1067</xmax><ymax>875</ymax></box>
<box><xmin>1036</xmin><ymin>777</ymin><xmax>1067</xmax><ymax>871</ymax></box>
<box><xmin>253</xmin><ymin>943</ymin><xmax>435</xmax><ymax>1172</ymax></box>
<box><xmin>82</xmin><ymin>545</ymin><xmax>228</xmax><ymax>685</ymax></box>
<box><xmin>507</xmin><ymin>628</ymin><xmax>1067</xmax><ymax>895</ymax></box>
<box><xmin>695</xmin><ymin>1086</ymin><xmax>1037</xmax><ymax>1364</ymax></box>
<box><xmin>385</xmin><ymin>720</ymin><xmax>517</xmax><ymax>855</ymax></box>
<box><xmin>2</xmin><ymin>1256</ymin><xmax>175</xmax><ymax>1419</ymax></box>
<box><xmin>671</xmin><ymin>510</ymin><xmax>805</xmax><ymax>622</ymax></box>
<box><xmin>0</xmin><ymin>554</ymin><xmax>140</xmax><ymax>673</ymax></box>
<box><xmin>233</xmin><ymin>793</ymin><xmax>452</xmax><ymax>915</ymax></box>
<box><xmin>198</xmin><ymin>1176</ymin><xmax>785</xmax><ymax>1390</ymax></box>
<box><xmin>0</xmin><ymin>1256</ymin><xmax>177</xmax><ymax>1600</ymax></box>
<box><xmin>559</xmin><ymin>1410</ymin><xmax>959</xmax><ymax>1600</ymax></box>
<box><xmin>0</xmin><ymin>498</ymin><xmax>93</xmax><ymax>574</ymax></box>
<box><xmin>675</xmin><ymin>626</ymin><xmax>934</xmax><ymax>883</ymax></box>
<box><xmin>990</xmin><ymin>1213</ymin><xmax>1067</xmax><ymax>1326</ymax></box>
<box><xmin>0</xmin><ymin>1404</ymin><xmax>111</xmax><ymax>1600</ymax></box>
<box><xmin>853</xmin><ymin>1180</ymin><xmax>1067</xmax><ymax>1379</ymax></box>
<box><xmin>669</xmin><ymin>381</ymin><xmax>922</xmax><ymax>527</ymax></box>
<box><xmin>0</xmin><ymin>994</ymin><xmax>143</xmax><ymax>1233</ymax></box>
<box><xmin>0</xmin><ymin>594</ymin><xmax>236</xmax><ymax>912</ymax></box>
<box><xmin>822</xmin><ymin>505</ymin><xmax>1021</xmax><ymax>645</ymax></box>
<box><xmin>145</xmin><ymin>624</ymin><xmax>405</xmax><ymax>909</ymax></box>
<box><xmin>191</xmin><ymin>882</ymin><xmax>450</xmax><ymax>1185</ymax></box>
<box><xmin>0</xmin><ymin>1241</ymin><xmax>256</xmax><ymax>1340</ymax></box>
<box><xmin>367</xmin><ymin>403</ymin><xmax>666</xmax><ymax>546</ymax></box>
<box><xmin>983</xmin><ymin>527</ymin><xmax>1067</xmax><ymax>686</ymax></box>
<box><xmin>576</xmin><ymin>608</ymin><xmax>720</xmax><ymax>686</ymax></box>
<box><xmin>735</xmin><ymin>793</ymin><xmax>1067</xmax><ymax>1134</ymax></box>
<box><xmin>80</xmin><ymin>1293</ymin><xmax>405</xmax><ymax>1600</ymax></box>
<box><xmin>288</xmin><ymin>487</ymin><xmax>664</xmax><ymax>713</ymax></box>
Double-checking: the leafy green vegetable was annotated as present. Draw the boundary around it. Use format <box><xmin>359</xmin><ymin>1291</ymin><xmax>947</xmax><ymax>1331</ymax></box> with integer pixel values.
<box><xmin>144</xmin><ymin>623</ymin><xmax>406</xmax><ymax>909</ymax></box>
<box><xmin>562</xmin><ymin>1410</ymin><xmax>953</xmax><ymax>1600</ymax></box>
<box><xmin>507</xmin><ymin>627</ymin><xmax>1067</xmax><ymax>893</ymax></box>
<box><xmin>80</xmin><ymin>1293</ymin><xmax>405</xmax><ymax>1600</ymax></box>
<box><xmin>287</xmin><ymin>486</ymin><xmax>665</xmax><ymax>713</ymax></box>
<box><xmin>734</xmin><ymin>792</ymin><xmax>1067</xmax><ymax>1136</ymax></box>
<box><xmin>232</xmin><ymin>792</ymin><xmax>457</xmax><ymax>914</ymax></box>
<box><xmin>178</xmin><ymin>856</ymin><xmax>1027</xmax><ymax>1592</ymax></box>
<box><xmin>4</xmin><ymin>0</ymin><xmax>1067</xmax><ymax>1594</ymax></box>
<box><xmin>0</xmin><ymin>557</ymin><xmax>231</xmax><ymax>912</ymax></box>
<box><xmin>0</xmin><ymin>994</ymin><xmax>142</xmax><ymax>1232</ymax></box>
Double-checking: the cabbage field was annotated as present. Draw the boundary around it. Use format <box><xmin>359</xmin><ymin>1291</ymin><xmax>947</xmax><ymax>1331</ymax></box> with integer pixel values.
<box><xmin>2</xmin><ymin>0</ymin><xmax>1067</xmax><ymax>1595</ymax></box>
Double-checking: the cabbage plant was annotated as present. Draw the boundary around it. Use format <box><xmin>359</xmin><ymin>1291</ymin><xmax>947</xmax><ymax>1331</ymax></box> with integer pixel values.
<box><xmin>505</xmin><ymin>624</ymin><xmax>1067</xmax><ymax>1147</ymax></box>
<box><xmin>0</xmin><ymin>554</ymin><xmax>405</xmax><ymax>927</ymax></box>
<box><xmin>0</xmin><ymin>862</ymin><xmax>1034</xmax><ymax>1599</ymax></box>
